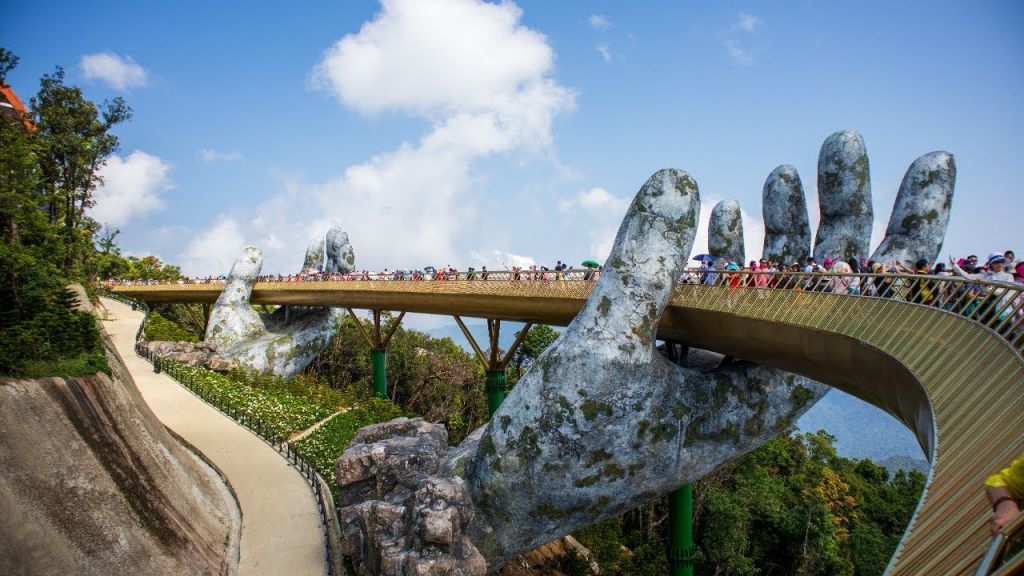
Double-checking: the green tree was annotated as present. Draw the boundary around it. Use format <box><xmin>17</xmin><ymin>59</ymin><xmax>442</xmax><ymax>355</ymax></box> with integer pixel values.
<box><xmin>307</xmin><ymin>313</ymin><xmax>487</xmax><ymax>444</ymax></box>
<box><xmin>31</xmin><ymin>66</ymin><xmax>131</xmax><ymax>277</ymax></box>
<box><xmin>510</xmin><ymin>324</ymin><xmax>560</xmax><ymax>376</ymax></box>
<box><xmin>0</xmin><ymin>50</ymin><xmax>123</xmax><ymax>376</ymax></box>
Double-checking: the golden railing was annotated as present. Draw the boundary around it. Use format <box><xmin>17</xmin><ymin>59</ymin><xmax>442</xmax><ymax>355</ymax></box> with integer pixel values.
<box><xmin>110</xmin><ymin>271</ymin><xmax>1024</xmax><ymax>575</ymax></box>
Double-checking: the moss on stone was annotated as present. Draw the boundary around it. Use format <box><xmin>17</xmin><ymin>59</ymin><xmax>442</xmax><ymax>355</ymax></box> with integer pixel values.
<box><xmin>790</xmin><ymin>384</ymin><xmax>815</xmax><ymax>411</ymax></box>
<box><xmin>648</xmin><ymin>422</ymin><xmax>679</xmax><ymax>444</ymax></box>
<box><xmin>581</xmin><ymin>400</ymin><xmax>612</xmax><ymax>421</ymax></box>
<box><xmin>586</xmin><ymin>449</ymin><xmax>613</xmax><ymax>466</ymax></box>
<box><xmin>531</xmin><ymin>502</ymin><xmax>585</xmax><ymax>519</ymax></box>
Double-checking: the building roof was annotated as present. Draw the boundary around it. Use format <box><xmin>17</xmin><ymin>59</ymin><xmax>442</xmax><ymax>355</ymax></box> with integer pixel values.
<box><xmin>0</xmin><ymin>83</ymin><xmax>35</xmax><ymax>131</ymax></box>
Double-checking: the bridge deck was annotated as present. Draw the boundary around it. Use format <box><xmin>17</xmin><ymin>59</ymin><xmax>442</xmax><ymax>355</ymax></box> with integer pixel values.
<box><xmin>113</xmin><ymin>279</ymin><xmax>1024</xmax><ymax>575</ymax></box>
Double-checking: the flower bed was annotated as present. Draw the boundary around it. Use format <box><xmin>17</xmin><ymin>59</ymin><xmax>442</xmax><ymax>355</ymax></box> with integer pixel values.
<box><xmin>292</xmin><ymin>398</ymin><xmax>406</xmax><ymax>484</ymax></box>
<box><xmin>167</xmin><ymin>363</ymin><xmax>339</xmax><ymax>442</ymax></box>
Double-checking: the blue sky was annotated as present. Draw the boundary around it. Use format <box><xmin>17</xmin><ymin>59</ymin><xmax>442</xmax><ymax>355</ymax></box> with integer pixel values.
<box><xmin>5</xmin><ymin>0</ymin><xmax>1023</xmax><ymax>279</ymax></box>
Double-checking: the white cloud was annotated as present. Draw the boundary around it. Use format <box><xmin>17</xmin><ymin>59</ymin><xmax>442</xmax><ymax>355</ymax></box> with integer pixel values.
<box><xmin>311</xmin><ymin>0</ymin><xmax>574</xmax><ymax>124</ymax></box>
<box><xmin>178</xmin><ymin>0</ymin><xmax>576</xmax><ymax>276</ymax></box>
<box><xmin>179</xmin><ymin>217</ymin><xmax>246</xmax><ymax>276</ymax></box>
<box><xmin>596</xmin><ymin>44</ymin><xmax>612</xmax><ymax>63</ymax></box>
<box><xmin>587</xmin><ymin>14</ymin><xmax>611</xmax><ymax>31</ymax></box>
<box><xmin>468</xmin><ymin>249</ymin><xmax>535</xmax><ymax>269</ymax></box>
<box><xmin>91</xmin><ymin>151</ymin><xmax>172</xmax><ymax>227</ymax></box>
<box><xmin>558</xmin><ymin>187</ymin><xmax>632</xmax><ymax>260</ymax></box>
<box><xmin>725</xmin><ymin>39</ymin><xmax>752</xmax><ymax>64</ymax></box>
<box><xmin>736</xmin><ymin>12</ymin><xmax>761</xmax><ymax>32</ymax></box>
<box><xmin>200</xmin><ymin>148</ymin><xmax>244</xmax><ymax>163</ymax></box>
<box><xmin>79</xmin><ymin>52</ymin><xmax>148</xmax><ymax>90</ymax></box>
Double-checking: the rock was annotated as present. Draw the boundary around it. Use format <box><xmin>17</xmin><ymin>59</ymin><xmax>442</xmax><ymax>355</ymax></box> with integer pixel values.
<box><xmin>709</xmin><ymin>199</ymin><xmax>745</xmax><ymax>264</ymax></box>
<box><xmin>206</xmin><ymin>356</ymin><xmax>239</xmax><ymax>372</ymax></box>
<box><xmin>870</xmin><ymin>151</ymin><xmax>955</xmax><ymax>266</ymax></box>
<box><xmin>499</xmin><ymin>536</ymin><xmax>599</xmax><ymax>576</ymax></box>
<box><xmin>761</xmin><ymin>165</ymin><xmax>811</xmax><ymax>265</ymax></box>
<box><xmin>0</xmin><ymin>318</ymin><xmax>236</xmax><ymax>575</ymax></box>
<box><xmin>176</xmin><ymin>351</ymin><xmax>207</xmax><ymax>367</ymax></box>
<box><xmin>814</xmin><ymin>130</ymin><xmax>873</xmax><ymax>262</ymax></box>
<box><xmin>336</xmin><ymin>418</ymin><xmax>486</xmax><ymax>576</ymax></box>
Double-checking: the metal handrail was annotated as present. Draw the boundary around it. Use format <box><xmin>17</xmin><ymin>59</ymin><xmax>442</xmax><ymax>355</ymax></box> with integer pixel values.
<box><xmin>108</xmin><ymin>271</ymin><xmax>1024</xmax><ymax>355</ymax></box>
<box><xmin>977</xmin><ymin>511</ymin><xmax>1024</xmax><ymax>576</ymax></box>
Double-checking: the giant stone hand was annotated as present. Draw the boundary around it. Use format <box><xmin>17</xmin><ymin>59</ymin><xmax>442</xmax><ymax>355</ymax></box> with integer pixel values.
<box><xmin>204</xmin><ymin>226</ymin><xmax>354</xmax><ymax>379</ymax></box>
<box><xmin>334</xmin><ymin>131</ymin><xmax>955</xmax><ymax>574</ymax></box>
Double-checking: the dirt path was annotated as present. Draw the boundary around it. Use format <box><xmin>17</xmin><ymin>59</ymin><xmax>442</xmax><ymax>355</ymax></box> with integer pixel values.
<box><xmin>101</xmin><ymin>298</ymin><xmax>326</xmax><ymax>576</ymax></box>
<box><xmin>290</xmin><ymin>408</ymin><xmax>348</xmax><ymax>443</ymax></box>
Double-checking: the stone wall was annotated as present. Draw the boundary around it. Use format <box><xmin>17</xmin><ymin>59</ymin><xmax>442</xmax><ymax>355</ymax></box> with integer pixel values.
<box><xmin>0</xmin><ymin>305</ymin><xmax>238</xmax><ymax>575</ymax></box>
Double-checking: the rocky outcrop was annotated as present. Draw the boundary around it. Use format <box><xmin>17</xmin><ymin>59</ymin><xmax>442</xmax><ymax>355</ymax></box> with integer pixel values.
<box><xmin>814</xmin><ymin>130</ymin><xmax>873</xmax><ymax>262</ymax></box>
<box><xmin>138</xmin><ymin>340</ymin><xmax>240</xmax><ymax>372</ymax></box>
<box><xmin>336</xmin><ymin>418</ymin><xmax>486</xmax><ymax>576</ymax></box>
<box><xmin>499</xmin><ymin>537</ymin><xmax>598</xmax><ymax>576</ymax></box>
<box><xmin>0</xmin><ymin>315</ymin><xmax>237</xmax><ymax>575</ymax></box>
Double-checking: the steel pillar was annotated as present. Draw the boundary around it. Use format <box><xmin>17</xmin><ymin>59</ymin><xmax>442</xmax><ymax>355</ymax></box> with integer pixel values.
<box><xmin>485</xmin><ymin>369</ymin><xmax>506</xmax><ymax>416</ymax></box>
<box><xmin>371</xmin><ymin>348</ymin><xmax>387</xmax><ymax>399</ymax></box>
<box><xmin>668</xmin><ymin>484</ymin><xmax>695</xmax><ymax>576</ymax></box>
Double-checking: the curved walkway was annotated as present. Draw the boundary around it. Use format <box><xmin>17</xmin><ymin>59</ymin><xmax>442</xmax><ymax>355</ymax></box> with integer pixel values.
<box><xmin>101</xmin><ymin>298</ymin><xmax>326</xmax><ymax>576</ymax></box>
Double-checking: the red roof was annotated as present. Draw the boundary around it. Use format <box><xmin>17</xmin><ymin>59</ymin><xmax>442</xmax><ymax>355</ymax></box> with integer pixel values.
<box><xmin>0</xmin><ymin>84</ymin><xmax>35</xmax><ymax>131</ymax></box>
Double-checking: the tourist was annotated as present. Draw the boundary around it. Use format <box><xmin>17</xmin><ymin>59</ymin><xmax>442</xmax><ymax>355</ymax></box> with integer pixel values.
<box><xmin>828</xmin><ymin>261</ymin><xmax>854</xmax><ymax>294</ymax></box>
<box><xmin>985</xmin><ymin>452</ymin><xmax>1023</xmax><ymax>536</ymax></box>
<box><xmin>894</xmin><ymin>258</ymin><xmax>936</xmax><ymax>305</ymax></box>
<box><xmin>950</xmin><ymin>253</ymin><xmax>1015</xmax><ymax>325</ymax></box>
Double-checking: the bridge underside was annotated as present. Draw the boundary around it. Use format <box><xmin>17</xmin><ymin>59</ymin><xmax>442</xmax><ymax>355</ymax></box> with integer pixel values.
<box><xmin>115</xmin><ymin>281</ymin><xmax>1024</xmax><ymax>575</ymax></box>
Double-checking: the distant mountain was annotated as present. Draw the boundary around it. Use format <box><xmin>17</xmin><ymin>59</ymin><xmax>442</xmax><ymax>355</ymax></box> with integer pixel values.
<box><xmin>427</xmin><ymin>320</ymin><xmax>561</xmax><ymax>355</ymax></box>
<box><xmin>429</xmin><ymin>322</ymin><xmax>926</xmax><ymax>467</ymax></box>
<box><xmin>797</xmin><ymin>389</ymin><xmax>927</xmax><ymax>463</ymax></box>
<box><xmin>877</xmin><ymin>454</ymin><xmax>930</xmax><ymax>476</ymax></box>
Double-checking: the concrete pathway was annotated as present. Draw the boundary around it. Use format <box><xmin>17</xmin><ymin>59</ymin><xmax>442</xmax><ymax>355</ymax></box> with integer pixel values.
<box><xmin>101</xmin><ymin>298</ymin><xmax>326</xmax><ymax>576</ymax></box>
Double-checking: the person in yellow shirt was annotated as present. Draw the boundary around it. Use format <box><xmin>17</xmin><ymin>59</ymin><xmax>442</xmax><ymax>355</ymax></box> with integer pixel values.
<box><xmin>986</xmin><ymin>453</ymin><xmax>1024</xmax><ymax>536</ymax></box>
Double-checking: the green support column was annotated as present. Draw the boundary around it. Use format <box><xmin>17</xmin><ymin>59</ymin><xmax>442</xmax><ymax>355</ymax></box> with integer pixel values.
<box><xmin>485</xmin><ymin>369</ymin><xmax>506</xmax><ymax>416</ymax></box>
<box><xmin>668</xmin><ymin>483</ymin><xmax>695</xmax><ymax>576</ymax></box>
<box><xmin>371</xmin><ymin>348</ymin><xmax>387</xmax><ymax>399</ymax></box>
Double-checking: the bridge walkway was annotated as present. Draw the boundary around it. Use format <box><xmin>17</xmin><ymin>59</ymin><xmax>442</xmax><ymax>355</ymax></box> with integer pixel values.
<box><xmin>113</xmin><ymin>272</ymin><xmax>1024</xmax><ymax>575</ymax></box>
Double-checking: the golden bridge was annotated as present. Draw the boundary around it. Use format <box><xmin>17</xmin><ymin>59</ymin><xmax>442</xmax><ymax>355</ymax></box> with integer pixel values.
<box><xmin>112</xmin><ymin>271</ymin><xmax>1024</xmax><ymax>575</ymax></box>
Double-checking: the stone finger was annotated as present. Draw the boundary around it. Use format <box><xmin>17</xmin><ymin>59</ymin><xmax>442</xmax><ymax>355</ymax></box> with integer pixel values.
<box><xmin>814</xmin><ymin>130</ymin><xmax>873</xmax><ymax>262</ymax></box>
<box><xmin>566</xmin><ymin>168</ymin><xmax>700</xmax><ymax>358</ymax></box>
<box><xmin>761</xmin><ymin>165</ymin><xmax>811</xmax><ymax>265</ymax></box>
<box><xmin>325</xmin><ymin>226</ymin><xmax>355</xmax><ymax>274</ymax></box>
<box><xmin>709</xmin><ymin>200</ymin><xmax>745</xmax><ymax>265</ymax></box>
<box><xmin>205</xmin><ymin>246</ymin><xmax>265</xmax><ymax>345</ymax></box>
<box><xmin>869</xmin><ymin>152</ymin><xmax>955</xmax><ymax>266</ymax></box>
<box><xmin>301</xmin><ymin>235</ymin><xmax>326</xmax><ymax>274</ymax></box>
